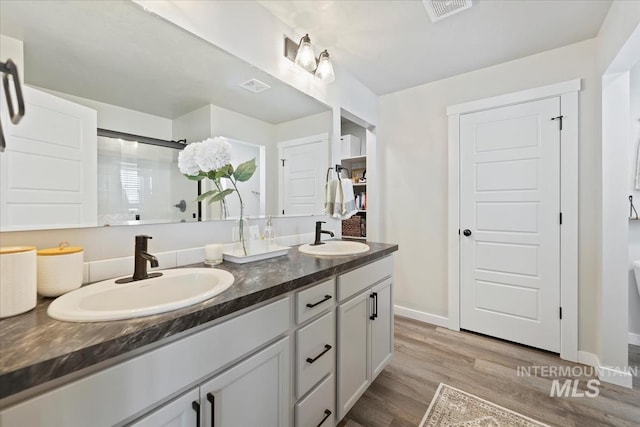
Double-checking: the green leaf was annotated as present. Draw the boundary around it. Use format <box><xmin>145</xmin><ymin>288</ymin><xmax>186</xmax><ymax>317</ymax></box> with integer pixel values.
<box><xmin>196</xmin><ymin>190</ymin><xmax>219</xmax><ymax>202</ymax></box>
<box><xmin>214</xmin><ymin>165</ymin><xmax>233</xmax><ymax>179</ymax></box>
<box><xmin>185</xmin><ymin>173</ymin><xmax>205</xmax><ymax>181</ymax></box>
<box><xmin>233</xmin><ymin>159</ymin><xmax>257</xmax><ymax>182</ymax></box>
<box><xmin>207</xmin><ymin>188</ymin><xmax>235</xmax><ymax>203</ymax></box>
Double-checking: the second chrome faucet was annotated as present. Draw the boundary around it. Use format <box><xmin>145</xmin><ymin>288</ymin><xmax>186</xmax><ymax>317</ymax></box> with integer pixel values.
<box><xmin>116</xmin><ymin>235</ymin><xmax>161</xmax><ymax>284</ymax></box>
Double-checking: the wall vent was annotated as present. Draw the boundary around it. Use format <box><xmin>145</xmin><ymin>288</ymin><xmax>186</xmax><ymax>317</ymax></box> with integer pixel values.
<box><xmin>239</xmin><ymin>78</ymin><xmax>271</xmax><ymax>94</ymax></box>
<box><xmin>422</xmin><ymin>0</ymin><xmax>472</xmax><ymax>23</ymax></box>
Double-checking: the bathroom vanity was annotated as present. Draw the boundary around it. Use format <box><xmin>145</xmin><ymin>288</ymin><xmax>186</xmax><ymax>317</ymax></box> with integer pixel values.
<box><xmin>0</xmin><ymin>242</ymin><xmax>397</xmax><ymax>426</ymax></box>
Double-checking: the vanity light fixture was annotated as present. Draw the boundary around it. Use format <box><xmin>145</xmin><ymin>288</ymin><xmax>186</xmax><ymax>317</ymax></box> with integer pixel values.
<box><xmin>294</xmin><ymin>34</ymin><xmax>317</xmax><ymax>72</ymax></box>
<box><xmin>315</xmin><ymin>50</ymin><xmax>335</xmax><ymax>83</ymax></box>
<box><xmin>284</xmin><ymin>34</ymin><xmax>335</xmax><ymax>83</ymax></box>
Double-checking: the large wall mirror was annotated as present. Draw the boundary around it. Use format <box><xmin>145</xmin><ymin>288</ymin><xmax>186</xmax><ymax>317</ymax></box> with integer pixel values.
<box><xmin>0</xmin><ymin>0</ymin><xmax>332</xmax><ymax>231</ymax></box>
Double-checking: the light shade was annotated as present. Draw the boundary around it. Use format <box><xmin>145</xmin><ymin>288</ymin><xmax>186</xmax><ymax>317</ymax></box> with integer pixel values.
<box><xmin>294</xmin><ymin>34</ymin><xmax>317</xmax><ymax>72</ymax></box>
<box><xmin>315</xmin><ymin>50</ymin><xmax>335</xmax><ymax>83</ymax></box>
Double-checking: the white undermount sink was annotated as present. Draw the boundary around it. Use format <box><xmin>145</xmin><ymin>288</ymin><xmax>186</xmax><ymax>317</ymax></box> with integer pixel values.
<box><xmin>47</xmin><ymin>268</ymin><xmax>234</xmax><ymax>322</ymax></box>
<box><xmin>298</xmin><ymin>240</ymin><xmax>370</xmax><ymax>256</ymax></box>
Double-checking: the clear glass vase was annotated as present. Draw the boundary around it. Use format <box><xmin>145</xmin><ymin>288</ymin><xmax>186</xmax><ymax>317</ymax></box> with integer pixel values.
<box><xmin>232</xmin><ymin>217</ymin><xmax>250</xmax><ymax>256</ymax></box>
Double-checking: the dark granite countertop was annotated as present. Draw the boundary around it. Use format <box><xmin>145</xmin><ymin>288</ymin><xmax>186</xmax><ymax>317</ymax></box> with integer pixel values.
<box><xmin>0</xmin><ymin>241</ymin><xmax>397</xmax><ymax>400</ymax></box>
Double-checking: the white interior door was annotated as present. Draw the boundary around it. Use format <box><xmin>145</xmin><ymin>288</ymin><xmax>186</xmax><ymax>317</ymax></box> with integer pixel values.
<box><xmin>459</xmin><ymin>97</ymin><xmax>561</xmax><ymax>352</ymax></box>
<box><xmin>0</xmin><ymin>85</ymin><xmax>97</xmax><ymax>230</ymax></box>
<box><xmin>278</xmin><ymin>134</ymin><xmax>328</xmax><ymax>216</ymax></box>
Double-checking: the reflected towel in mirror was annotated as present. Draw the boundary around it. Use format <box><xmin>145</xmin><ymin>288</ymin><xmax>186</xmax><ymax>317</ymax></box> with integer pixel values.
<box><xmin>325</xmin><ymin>178</ymin><xmax>358</xmax><ymax>220</ymax></box>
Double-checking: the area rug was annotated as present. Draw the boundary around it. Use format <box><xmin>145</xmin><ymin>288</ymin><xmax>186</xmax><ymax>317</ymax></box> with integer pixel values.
<box><xmin>419</xmin><ymin>383</ymin><xmax>550</xmax><ymax>426</ymax></box>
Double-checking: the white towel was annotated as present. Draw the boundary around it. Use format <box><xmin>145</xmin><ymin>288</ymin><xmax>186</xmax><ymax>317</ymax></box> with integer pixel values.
<box><xmin>325</xmin><ymin>178</ymin><xmax>357</xmax><ymax>220</ymax></box>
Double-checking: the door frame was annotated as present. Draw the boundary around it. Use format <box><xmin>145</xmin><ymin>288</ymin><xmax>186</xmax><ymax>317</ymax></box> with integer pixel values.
<box><xmin>446</xmin><ymin>79</ymin><xmax>580</xmax><ymax>362</ymax></box>
<box><xmin>277</xmin><ymin>132</ymin><xmax>329</xmax><ymax>216</ymax></box>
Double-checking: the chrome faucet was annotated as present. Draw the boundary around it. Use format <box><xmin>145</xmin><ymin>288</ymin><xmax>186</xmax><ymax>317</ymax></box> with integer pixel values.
<box><xmin>312</xmin><ymin>221</ymin><xmax>335</xmax><ymax>246</ymax></box>
<box><xmin>116</xmin><ymin>235</ymin><xmax>162</xmax><ymax>283</ymax></box>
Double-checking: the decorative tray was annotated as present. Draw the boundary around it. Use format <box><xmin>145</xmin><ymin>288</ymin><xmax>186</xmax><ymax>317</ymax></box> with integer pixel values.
<box><xmin>222</xmin><ymin>241</ymin><xmax>291</xmax><ymax>264</ymax></box>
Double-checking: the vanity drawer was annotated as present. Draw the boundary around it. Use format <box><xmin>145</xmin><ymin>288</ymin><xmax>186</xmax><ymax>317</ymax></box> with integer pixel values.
<box><xmin>295</xmin><ymin>374</ymin><xmax>335</xmax><ymax>427</ymax></box>
<box><xmin>296</xmin><ymin>310</ymin><xmax>335</xmax><ymax>398</ymax></box>
<box><xmin>337</xmin><ymin>256</ymin><xmax>393</xmax><ymax>301</ymax></box>
<box><xmin>296</xmin><ymin>278</ymin><xmax>335</xmax><ymax>324</ymax></box>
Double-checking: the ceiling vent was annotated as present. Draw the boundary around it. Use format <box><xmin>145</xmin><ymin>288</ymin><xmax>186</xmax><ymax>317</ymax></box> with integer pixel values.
<box><xmin>239</xmin><ymin>78</ymin><xmax>271</xmax><ymax>94</ymax></box>
<box><xmin>422</xmin><ymin>0</ymin><xmax>472</xmax><ymax>23</ymax></box>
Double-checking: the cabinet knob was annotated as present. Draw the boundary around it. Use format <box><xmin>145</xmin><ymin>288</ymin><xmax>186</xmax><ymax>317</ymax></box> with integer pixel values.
<box><xmin>463</xmin><ymin>229</ymin><xmax>472</xmax><ymax>237</ymax></box>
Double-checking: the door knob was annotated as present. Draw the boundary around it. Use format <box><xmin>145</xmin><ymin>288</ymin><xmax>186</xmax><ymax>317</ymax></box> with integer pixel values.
<box><xmin>463</xmin><ymin>229</ymin><xmax>472</xmax><ymax>236</ymax></box>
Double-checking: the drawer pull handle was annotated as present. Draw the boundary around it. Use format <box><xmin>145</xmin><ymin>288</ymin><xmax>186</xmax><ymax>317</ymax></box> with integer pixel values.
<box><xmin>306</xmin><ymin>344</ymin><xmax>332</xmax><ymax>364</ymax></box>
<box><xmin>192</xmin><ymin>401</ymin><xmax>201</xmax><ymax>427</ymax></box>
<box><xmin>317</xmin><ymin>409</ymin><xmax>332</xmax><ymax>427</ymax></box>
<box><xmin>206</xmin><ymin>393</ymin><xmax>215</xmax><ymax>427</ymax></box>
<box><xmin>306</xmin><ymin>294</ymin><xmax>332</xmax><ymax>308</ymax></box>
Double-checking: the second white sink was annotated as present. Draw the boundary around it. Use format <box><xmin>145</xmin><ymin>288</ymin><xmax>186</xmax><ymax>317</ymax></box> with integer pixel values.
<box><xmin>48</xmin><ymin>268</ymin><xmax>234</xmax><ymax>322</ymax></box>
<box><xmin>298</xmin><ymin>240</ymin><xmax>370</xmax><ymax>256</ymax></box>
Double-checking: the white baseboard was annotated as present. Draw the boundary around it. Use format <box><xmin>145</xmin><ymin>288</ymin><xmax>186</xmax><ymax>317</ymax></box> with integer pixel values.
<box><xmin>577</xmin><ymin>351</ymin><xmax>633</xmax><ymax>388</ymax></box>
<box><xmin>629</xmin><ymin>332</ymin><xmax>640</xmax><ymax>346</ymax></box>
<box><xmin>577</xmin><ymin>350</ymin><xmax>600</xmax><ymax>368</ymax></box>
<box><xmin>394</xmin><ymin>305</ymin><xmax>449</xmax><ymax>328</ymax></box>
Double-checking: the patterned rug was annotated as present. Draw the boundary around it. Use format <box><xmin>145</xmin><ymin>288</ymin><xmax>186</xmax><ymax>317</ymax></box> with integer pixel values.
<box><xmin>419</xmin><ymin>383</ymin><xmax>550</xmax><ymax>426</ymax></box>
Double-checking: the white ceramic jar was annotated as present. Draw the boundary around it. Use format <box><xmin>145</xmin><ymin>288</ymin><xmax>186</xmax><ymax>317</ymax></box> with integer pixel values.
<box><xmin>37</xmin><ymin>243</ymin><xmax>84</xmax><ymax>297</ymax></box>
<box><xmin>0</xmin><ymin>246</ymin><xmax>37</xmax><ymax>318</ymax></box>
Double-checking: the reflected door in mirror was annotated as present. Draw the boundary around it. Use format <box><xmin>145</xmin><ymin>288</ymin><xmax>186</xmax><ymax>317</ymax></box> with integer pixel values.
<box><xmin>1</xmin><ymin>86</ymin><xmax>97</xmax><ymax>230</ymax></box>
<box><xmin>278</xmin><ymin>134</ymin><xmax>328</xmax><ymax>216</ymax></box>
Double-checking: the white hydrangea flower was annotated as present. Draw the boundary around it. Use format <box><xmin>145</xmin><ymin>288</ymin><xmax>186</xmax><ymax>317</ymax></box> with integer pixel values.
<box><xmin>194</xmin><ymin>137</ymin><xmax>232</xmax><ymax>173</ymax></box>
<box><xmin>177</xmin><ymin>141</ymin><xmax>201</xmax><ymax>176</ymax></box>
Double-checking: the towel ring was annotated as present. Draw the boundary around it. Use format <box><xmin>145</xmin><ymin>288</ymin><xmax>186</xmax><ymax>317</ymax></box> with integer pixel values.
<box><xmin>326</xmin><ymin>165</ymin><xmax>350</xmax><ymax>183</ymax></box>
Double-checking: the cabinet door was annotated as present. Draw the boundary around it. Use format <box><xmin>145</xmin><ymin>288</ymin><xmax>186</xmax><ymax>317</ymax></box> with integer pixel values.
<box><xmin>370</xmin><ymin>278</ymin><xmax>393</xmax><ymax>380</ymax></box>
<box><xmin>200</xmin><ymin>337</ymin><xmax>290</xmax><ymax>427</ymax></box>
<box><xmin>337</xmin><ymin>291</ymin><xmax>370</xmax><ymax>420</ymax></box>
<box><xmin>130</xmin><ymin>388</ymin><xmax>199</xmax><ymax>427</ymax></box>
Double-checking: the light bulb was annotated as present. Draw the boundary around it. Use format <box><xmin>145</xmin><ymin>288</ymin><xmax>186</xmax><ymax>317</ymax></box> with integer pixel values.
<box><xmin>294</xmin><ymin>34</ymin><xmax>317</xmax><ymax>72</ymax></box>
<box><xmin>315</xmin><ymin>50</ymin><xmax>335</xmax><ymax>83</ymax></box>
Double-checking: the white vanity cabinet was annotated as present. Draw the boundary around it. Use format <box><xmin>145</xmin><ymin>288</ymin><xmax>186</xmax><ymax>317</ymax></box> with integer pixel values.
<box><xmin>0</xmin><ymin>298</ymin><xmax>290</xmax><ymax>427</ymax></box>
<box><xmin>132</xmin><ymin>338</ymin><xmax>290</xmax><ymax>427</ymax></box>
<box><xmin>130</xmin><ymin>388</ymin><xmax>200</xmax><ymax>427</ymax></box>
<box><xmin>199</xmin><ymin>338</ymin><xmax>290</xmax><ymax>427</ymax></box>
<box><xmin>336</xmin><ymin>257</ymin><xmax>393</xmax><ymax>420</ymax></box>
<box><xmin>0</xmin><ymin>254</ymin><xmax>395</xmax><ymax>427</ymax></box>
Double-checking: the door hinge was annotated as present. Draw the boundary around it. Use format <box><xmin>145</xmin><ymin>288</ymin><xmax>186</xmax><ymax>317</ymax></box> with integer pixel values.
<box><xmin>559</xmin><ymin>212</ymin><xmax>563</xmax><ymax>225</ymax></box>
<box><xmin>551</xmin><ymin>115</ymin><xmax>564</xmax><ymax>131</ymax></box>
<box><xmin>559</xmin><ymin>307</ymin><xmax>563</xmax><ymax>320</ymax></box>
<box><xmin>281</xmin><ymin>159</ymin><xmax>286</xmax><ymax>167</ymax></box>
<box><xmin>282</xmin><ymin>209</ymin><xmax>285</xmax><ymax>215</ymax></box>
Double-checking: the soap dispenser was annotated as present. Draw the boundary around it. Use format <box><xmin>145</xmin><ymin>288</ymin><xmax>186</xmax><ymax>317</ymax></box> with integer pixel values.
<box><xmin>262</xmin><ymin>216</ymin><xmax>276</xmax><ymax>249</ymax></box>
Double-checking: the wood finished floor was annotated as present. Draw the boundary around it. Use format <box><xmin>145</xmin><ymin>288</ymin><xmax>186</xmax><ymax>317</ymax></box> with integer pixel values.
<box><xmin>338</xmin><ymin>317</ymin><xmax>640</xmax><ymax>427</ymax></box>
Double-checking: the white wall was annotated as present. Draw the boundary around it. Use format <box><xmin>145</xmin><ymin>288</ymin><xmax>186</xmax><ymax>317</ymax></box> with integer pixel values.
<box><xmin>39</xmin><ymin>89</ymin><xmax>173</xmax><ymax>140</ymax></box>
<box><xmin>0</xmin><ymin>35</ymin><xmax>24</xmax><ymax>83</ymax></box>
<box><xmin>597</xmin><ymin>1</ymin><xmax>640</xmax><ymax>374</ymax></box>
<box><xmin>379</xmin><ymin>39</ymin><xmax>600</xmax><ymax>353</ymax></box>
<box><xmin>173</xmin><ymin>105</ymin><xmax>212</xmax><ymax>143</ymax></box>
<box><xmin>273</xmin><ymin>111</ymin><xmax>332</xmax><ymax>143</ymax></box>
<box><xmin>628</xmin><ymin>61</ymin><xmax>640</xmax><ymax>339</ymax></box>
